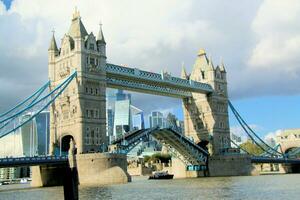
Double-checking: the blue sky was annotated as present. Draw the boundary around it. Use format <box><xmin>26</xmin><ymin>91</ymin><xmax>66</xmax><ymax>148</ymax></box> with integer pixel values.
<box><xmin>0</xmin><ymin>0</ymin><xmax>300</xmax><ymax>140</ymax></box>
<box><xmin>1</xmin><ymin>0</ymin><xmax>11</xmax><ymax>9</ymax></box>
<box><xmin>140</xmin><ymin>94</ymin><xmax>300</xmax><ymax>138</ymax></box>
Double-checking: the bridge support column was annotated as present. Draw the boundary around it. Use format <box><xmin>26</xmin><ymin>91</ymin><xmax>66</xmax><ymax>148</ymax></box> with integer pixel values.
<box><xmin>31</xmin><ymin>153</ymin><xmax>131</xmax><ymax>188</ymax></box>
<box><xmin>170</xmin><ymin>158</ymin><xmax>206</xmax><ymax>178</ymax></box>
<box><xmin>208</xmin><ymin>155</ymin><xmax>259</xmax><ymax>176</ymax></box>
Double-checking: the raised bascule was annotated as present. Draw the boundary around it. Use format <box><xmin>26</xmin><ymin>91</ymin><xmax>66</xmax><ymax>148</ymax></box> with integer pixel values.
<box><xmin>1</xmin><ymin>10</ymin><xmax>300</xmax><ymax>190</ymax></box>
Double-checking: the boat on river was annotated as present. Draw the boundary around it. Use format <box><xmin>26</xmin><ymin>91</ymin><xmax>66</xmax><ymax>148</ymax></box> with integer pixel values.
<box><xmin>149</xmin><ymin>171</ymin><xmax>174</xmax><ymax>180</ymax></box>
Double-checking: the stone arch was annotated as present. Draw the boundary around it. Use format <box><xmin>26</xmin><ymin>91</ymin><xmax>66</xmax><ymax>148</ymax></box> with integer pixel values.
<box><xmin>60</xmin><ymin>134</ymin><xmax>75</xmax><ymax>153</ymax></box>
<box><xmin>284</xmin><ymin>147</ymin><xmax>297</xmax><ymax>154</ymax></box>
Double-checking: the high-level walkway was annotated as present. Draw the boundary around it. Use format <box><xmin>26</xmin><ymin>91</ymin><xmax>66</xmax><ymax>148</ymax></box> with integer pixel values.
<box><xmin>106</xmin><ymin>63</ymin><xmax>213</xmax><ymax>98</ymax></box>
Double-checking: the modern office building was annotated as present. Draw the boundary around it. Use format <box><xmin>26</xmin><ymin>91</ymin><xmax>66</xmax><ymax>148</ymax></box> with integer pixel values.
<box><xmin>0</xmin><ymin>111</ymin><xmax>50</xmax><ymax>180</ymax></box>
<box><xmin>149</xmin><ymin>111</ymin><xmax>168</xmax><ymax>128</ymax></box>
<box><xmin>112</xmin><ymin>89</ymin><xmax>144</xmax><ymax>138</ymax></box>
<box><xmin>35</xmin><ymin>111</ymin><xmax>50</xmax><ymax>155</ymax></box>
<box><xmin>131</xmin><ymin>105</ymin><xmax>145</xmax><ymax>130</ymax></box>
<box><xmin>107</xmin><ymin>107</ymin><xmax>114</xmax><ymax>137</ymax></box>
<box><xmin>116</xmin><ymin>89</ymin><xmax>131</xmax><ymax>101</ymax></box>
<box><xmin>114</xmin><ymin>99</ymin><xmax>132</xmax><ymax>137</ymax></box>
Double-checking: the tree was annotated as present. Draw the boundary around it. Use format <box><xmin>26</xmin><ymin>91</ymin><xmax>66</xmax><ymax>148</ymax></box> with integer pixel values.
<box><xmin>143</xmin><ymin>153</ymin><xmax>171</xmax><ymax>163</ymax></box>
<box><xmin>240</xmin><ymin>140</ymin><xmax>264</xmax><ymax>156</ymax></box>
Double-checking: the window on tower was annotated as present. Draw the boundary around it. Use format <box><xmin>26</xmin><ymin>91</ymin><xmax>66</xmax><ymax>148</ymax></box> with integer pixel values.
<box><xmin>90</xmin><ymin>57</ymin><xmax>95</xmax><ymax>65</ymax></box>
<box><xmin>89</xmin><ymin>43</ymin><xmax>95</xmax><ymax>50</ymax></box>
<box><xmin>201</xmin><ymin>71</ymin><xmax>205</xmax><ymax>79</ymax></box>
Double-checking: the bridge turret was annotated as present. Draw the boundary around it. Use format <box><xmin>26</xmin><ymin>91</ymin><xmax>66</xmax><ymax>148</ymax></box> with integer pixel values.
<box><xmin>97</xmin><ymin>23</ymin><xmax>107</xmax><ymax>63</ymax></box>
<box><xmin>181</xmin><ymin>63</ymin><xmax>188</xmax><ymax>80</ymax></box>
<box><xmin>182</xmin><ymin>49</ymin><xmax>230</xmax><ymax>155</ymax></box>
<box><xmin>48</xmin><ymin>9</ymin><xmax>108</xmax><ymax>155</ymax></box>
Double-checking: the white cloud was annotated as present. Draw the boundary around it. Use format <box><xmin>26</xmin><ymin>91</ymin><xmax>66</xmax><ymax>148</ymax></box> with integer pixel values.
<box><xmin>264</xmin><ymin>129</ymin><xmax>283</xmax><ymax>142</ymax></box>
<box><xmin>249</xmin><ymin>0</ymin><xmax>300</xmax><ymax>70</ymax></box>
<box><xmin>1</xmin><ymin>0</ymin><xmax>300</xmax><ymax>115</ymax></box>
<box><xmin>230</xmin><ymin>124</ymin><xmax>260</xmax><ymax>143</ymax></box>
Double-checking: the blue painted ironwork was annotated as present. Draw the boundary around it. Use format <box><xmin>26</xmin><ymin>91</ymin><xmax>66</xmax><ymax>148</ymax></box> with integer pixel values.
<box><xmin>251</xmin><ymin>157</ymin><xmax>300</xmax><ymax>164</ymax></box>
<box><xmin>0</xmin><ymin>81</ymin><xmax>50</xmax><ymax>120</ymax></box>
<box><xmin>106</xmin><ymin>63</ymin><xmax>213</xmax><ymax>96</ymax></box>
<box><xmin>0</xmin><ymin>71</ymin><xmax>77</xmax><ymax>139</ymax></box>
<box><xmin>106</xmin><ymin>77</ymin><xmax>192</xmax><ymax>98</ymax></box>
<box><xmin>0</xmin><ymin>156</ymin><xmax>68</xmax><ymax>168</ymax></box>
<box><xmin>229</xmin><ymin>100</ymin><xmax>283</xmax><ymax>156</ymax></box>
<box><xmin>187</xmin><ymin>165</ymin><xmax>207</xmax><ymax>171</ymax></box>
<box><xmin>111</xmin><ymin>127</ymin><xmax>208</xmax><ymax>165</ymax></box>
<box><xmin>152</xmin><ymin>128</ymin><xmax>208</xmax><ymax>165</ymax></box>
<box><xmin>111</xmin><ymin>128</ymin><xmax>157</xmax><ymax>154</ymax></box>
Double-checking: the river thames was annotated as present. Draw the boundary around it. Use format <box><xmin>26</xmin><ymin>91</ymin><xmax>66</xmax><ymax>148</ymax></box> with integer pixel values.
<box><xmin>0</xmin><ymin>174</ymin><xmax>299</xmax><ymax>200</ymax></box>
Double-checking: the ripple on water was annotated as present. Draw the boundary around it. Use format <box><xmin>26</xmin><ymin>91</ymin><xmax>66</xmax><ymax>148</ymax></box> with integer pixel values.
<box><xmin>0</xmin><ymin>174</ymin><xmax>300</xmax><ymax>200</ymax></box>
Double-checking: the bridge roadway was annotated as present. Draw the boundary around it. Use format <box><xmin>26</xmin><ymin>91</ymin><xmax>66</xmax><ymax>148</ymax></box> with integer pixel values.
<box><xmin>105</xmin><ymin>63</ymin><xmax>213</xmax><ymax>98</ymax></box>
<box><xmin>111</xmin><ymin>129</ymin><xmax>300</xmax><ymax>166</ymax></box>
<box><xmin>0</xmin><ymin>156</ymin><xmax>68</xmax><ymax>168</ymax></box>
<box><xmin>251</xmin><ymin>157</ymin><xmax>300</xmax><ymax>164</ymax></box>
<box><xmin>111</xmin><ymin>128</ymin><xmax>208</xmax><ymax>165</ymax></box>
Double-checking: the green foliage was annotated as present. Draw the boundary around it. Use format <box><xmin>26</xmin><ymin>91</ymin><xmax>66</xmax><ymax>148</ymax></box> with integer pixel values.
<box><xmin>240</xmin><ymin>140</ymin><xmax>264</xmax><ymax>156</ymax></box>
<box><xmin>143</xmin><ymin>153</ymin><xmax>171</xmax><ymax>163</ymax></box>
<box><xmin>143</xmin><ymin>155</ymin><xmax>150</xmax><ymax>163</ymax></box>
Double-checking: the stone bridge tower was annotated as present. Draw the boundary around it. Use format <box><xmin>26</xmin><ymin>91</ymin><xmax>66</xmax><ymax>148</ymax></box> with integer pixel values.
<box><xmin>48</xmin><ymin>10</ymin><xmax>107</xmax><ymax>154</ymax></box>
<box><xmin>182</xmin><ymin>49</ymin><xmax>230</xmax><ymax>155</ymax></box>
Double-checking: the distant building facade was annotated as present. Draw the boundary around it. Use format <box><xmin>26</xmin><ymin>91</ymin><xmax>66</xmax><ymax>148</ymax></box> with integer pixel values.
<box><xmin>149</xmin><ymin>111</ymin><xmax>167</xmax><ymax>128</ymax></box>
<box><xmin>276</xmin><ymin>129</ymin><xmax>300</xmax><ymax>153</ymax></box>
<box><xmin>0</xmin><ymin>111</ymin><xmax>49</xmax><ymax>180</ymax></box>
<box><xmin>114</xmin><ymin>99</ymin><xmax>131</xmax><ymax>137</ymax></box>
<box><xmin>230</xmin><ymin>132</ymin><xmax>242</xmax><ymax>147</ymax></box>
<box><xmin>112</xmin><ymin>89</ymin><xmax>144</xmax><ymax>138</ymax></box>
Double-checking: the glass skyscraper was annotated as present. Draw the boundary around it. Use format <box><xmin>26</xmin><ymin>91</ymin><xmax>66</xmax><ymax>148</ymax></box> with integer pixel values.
<box><xmin>149</xmin><ymin>111</ymin><xmax>167</xmax><ymax>128</ymax></box>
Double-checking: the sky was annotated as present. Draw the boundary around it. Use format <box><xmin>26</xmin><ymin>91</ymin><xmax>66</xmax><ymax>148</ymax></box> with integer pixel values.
<box><xmin>0</xmin><ymin>0</ymin><xmax>299</xmax><ymax>141</ymax></box>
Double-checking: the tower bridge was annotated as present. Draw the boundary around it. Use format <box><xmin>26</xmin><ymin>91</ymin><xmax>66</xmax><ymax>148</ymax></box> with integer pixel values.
<box><xmin>0</xmin><ymin>9</ymin><xmax>300</xmax><ymax>189</ymax></box>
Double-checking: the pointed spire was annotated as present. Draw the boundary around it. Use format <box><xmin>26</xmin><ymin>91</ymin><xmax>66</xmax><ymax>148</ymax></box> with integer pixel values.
<box><xmin>208</xmin><ymin>55</ymin><xmax>214</xmax><ymax>70</ymax></box>
<box><xmin>220</xmin><ymin>57</ymin><xmax>226</xmax><ymax>72</ymax></box>
<box><xmin>181</xmin><ymin>62</ymin><xmax>188</xmax><ymax>79</ymax></box>
<box><xmin>97</xmin><ymin>22</ymin><xmax>106</xmax><ymax>44</ymax></box>
<box><xmin>48</xmin><ymin>30</ymin><xmax>58</xmax><ymax>52</ymax></box>
<box><xmin>68</xmin><ymin>8</ymin><xmax>88</xmax><ymax>38</ymax></box>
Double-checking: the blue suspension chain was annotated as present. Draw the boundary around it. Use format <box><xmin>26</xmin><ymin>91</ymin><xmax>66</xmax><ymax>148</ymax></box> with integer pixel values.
<box><xmin>0</xmin><ymin>81</ymin><xmax>50</xmax><ymax>119</ymax></box>
<box><xmin>0</xmin><ymin>71</ymin><xmax>77</xmax><ymax>139</ymax></box>
<box><xmin>228</xmin><ymin>101</ymin><xmax>282</xmax><ymax>155</ymax></box>
<box><xmin>228</xmin><ymin>101</ymin><xmax>282</xmax><ymax>156</ymax></box>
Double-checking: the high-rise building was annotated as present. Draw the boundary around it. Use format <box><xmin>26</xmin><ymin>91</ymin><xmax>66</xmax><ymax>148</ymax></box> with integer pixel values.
<box><xmin>149</xmin><ymin>111</ymin><xmax>167</xmax><ymax>128</ymax></box>
<box><xmin>114</xmin><ymin>99</ymin><xmax>131</xmax><ymax>137</ymax></box>
<box><xmin>35</xmin><ymin>111</ymin><xmax>50</xmax><ymax>155</ymax></box>
<box><xmin>107</xmin><ymin>107</ymin><xmax>114</xmax><ymax>138</ymax></box>
<box><xmin>0</xmin><ymin>111</ymin><xmax>49</xmax><ymax>180</ymax></box>
<box><xmin>112</xmin><ymin>90</ymin><xmax>144</xmax><ymax>138</ymax></box>
<box><xmin>116</xmin><ymin>89</ymin><xmax>131</xmax><ymax>101</ymax></box>
<box><xmin>131</xmin><ymin>105</ymin><xmax>145</xmax><ymax>130</ymax></box>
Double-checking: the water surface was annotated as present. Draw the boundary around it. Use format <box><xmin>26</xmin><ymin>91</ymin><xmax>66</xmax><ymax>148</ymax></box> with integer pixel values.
<box><xmin>0</xmin><ymin>174</ymin><xmax>299</xmax><ymax>200</ymax></box>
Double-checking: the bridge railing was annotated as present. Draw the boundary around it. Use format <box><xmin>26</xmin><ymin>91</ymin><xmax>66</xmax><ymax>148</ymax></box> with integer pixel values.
<box><xmin>106</xmin><ymin>63</ymin><xmax>213</xmax><ymax>93</ymax></box>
